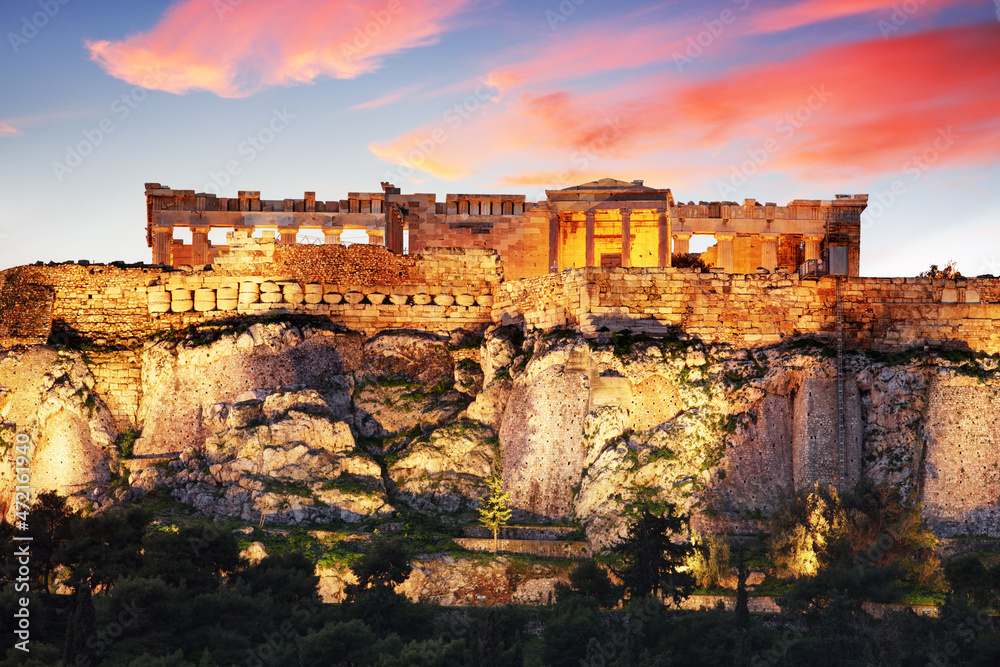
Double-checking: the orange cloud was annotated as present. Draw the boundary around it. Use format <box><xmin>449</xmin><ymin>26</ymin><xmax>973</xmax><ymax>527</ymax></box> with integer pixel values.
<box><xmin>0</xmin><ymin>122</ymin><xmax>20</xmax><ymax>137</ymax></box>
<box><xmin>373</xmin><ymin>22</ymin><xmax>1000</xmax><ymax>186</ymax></box>
<box><xmin>86</xmin><ymin>0</ymin><xmax>472</xmax><ymax>97</ymax></box>
<box><xmin>747</xmin><ymin>0</ymin><xmax>981</xmax><ymax>34</ymax></box>
<box><xmin>670</xmin><ymin>23</ymin><xmax>1000</xmax><ymax>177</ymax></box>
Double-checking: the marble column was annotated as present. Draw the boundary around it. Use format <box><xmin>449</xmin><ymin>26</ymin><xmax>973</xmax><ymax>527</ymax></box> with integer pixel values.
<box><xmin>585</xmin><ymin>210</ymin><xmax>596</xmax><ymax>268</ymax></box>
<box><xmin>368</xmin><ymin>230</ymin><xmax>385</xmax><ymax>246</ymax></box>
<box><xmin>549</xmin><ymin>214</ymin><xmax>559</xmax><ymax>272</ymax></box>
<box><xmin>658</xmin><ymin>210</ymin><xmax>670</xmax><ymax>267</ymax></box>
<box><xmin>621</xmin><ymin>209</ymin><xmax>632</xmax><ymax>268</ymax></box>
<box><xmin>805</xmin><ymin>235</ymin><xmax>823</xmax><ymax>263</ymax></box>
<box><xmin>673</xmin><ymin>233</ymin><xmax>692</xmax><ymax>256</ymax></box>
<box><xmin>760</xmin><ymin>233</ymin><xmax>780</xmax><ymax>272</ymax></box>
<box><xmin>715</xmin><ymin>233</ymin><xmax>735</xmax><ymax>273</ymax></box>
<box><xmin>324</xmin><ymin>229</ymin><xmax>342</xmax><ymax>245</ymax></box>
<box><xmin>191</xmin><ymin>226</ymin><xmax>210</xmax><ymax>265</ymax></box>
<box><xmin>152</xmin><ymin>226</ymin><xmax>174</xmax><ymax>265</ymax></box>
<box><xmin>278</xmin><ymin>228</ymin><xmax>298</xmax><ymax>245</ymax></box>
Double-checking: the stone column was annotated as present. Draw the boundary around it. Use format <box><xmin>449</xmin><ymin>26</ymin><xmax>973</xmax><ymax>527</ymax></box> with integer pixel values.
<box><xmin>368</xmin><ymin>230</ymin><xmax>385</xmax><ymax>246</ymax></box>
<box><xmin>279</xmin><ymin>228</ymin><xmax>298</xmax><ymax>245</ymax></box>
<box><xmin>585</xmin><ymin>210</ymin><xmax>596</xmax><ymax>268</ymax></box>
<box><xmin>324</xmin><ymin>229</ymin><xmax>342</xmax><ymax>245</ymax></box>
<box><xmin>805</xmin><ymin>235</ymin><xmax>823</xmax><ymax>263</ymax></box>
<box><xmin>152</xmin><ymin>226</ymin><xmax>174</xmax><ymax>265</ymax></box>
<box><xmin>658</xmin><ymin>210</ymin><xmax>670</xmax><ymax>267</ymax></box>
<box><xmin>549</xmin><ymin>214</ymin><xmax>559</xmax><ymax>272</ymax></box>
<box><xmin>715</xmin><ymin>233</ymin><xmax>735</xmax><ymax>273</ymax></box>
<box><xmin>760</xmin><ymin>233</ymin><xmax>780</xmax><ymax>272</ymax></box>
<box><xmin>673</xmin><ymin>233</ymin><xmax>692</xmax><ymax>256</ymax></box>
<box><xmin>621</xmin><ymin>209</ymin><xmax>632</xmax><ymax>268</ymax></box>
<box><xmin>191</xmin><ymin>226</ymin><xmax>210</xmax><ymax>265</ymax></box>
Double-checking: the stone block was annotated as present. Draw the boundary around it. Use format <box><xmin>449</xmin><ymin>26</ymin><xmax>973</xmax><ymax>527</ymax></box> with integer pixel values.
<box><xmin>367</xmin><ymin>293</ymin><xmax>386</xmax><ymax>305</ymax></box>
<box><xmin>344</xmin><ymin>292</ymin><xmax>364</xmax><ymax>304</ymax></box>
<box><xmin>389</xmin><ymin>294</ymin><xmax>409</xmax><ymax>305</ymax></box>
<box><xmin>413</xmin><ymin>293</ymin><xmax>432</xmax><ymax>305</ymax></box>
<box><xmin>260</xmin><ymin>292</ymin><xmax>284</xmax><ymax>304</ymax></box>
<box><xmin>324</xmin><ymin>293</ymin><xmax>343</xmax><ymax>304</ymax></box>
<box><xmin>434</xmin><ymin>294</ymin><xmax>455</xmax><ymax>306</ymax></box>
<box><xmin>260</xmin><ymin>281</ymin><xmax>281</xmax><ymax>293</ymax></box>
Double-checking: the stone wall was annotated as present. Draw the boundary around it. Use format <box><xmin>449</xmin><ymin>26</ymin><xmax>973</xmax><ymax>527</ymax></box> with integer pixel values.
<box><xmin>7</xmin><ymin>252</ymin><xmax>1000</xmax><ymax>355</ymax></box>
<box><xmin>0</xmin><ymin>245</ymin><xmax>504</xmax><ymax>347</ymax></box>
<box><xmin>0</xmin><ymin>268</ymin><xmax>54</xmax><ymax>347</ymax></box>
<box><xmin>495</xmin><ymin>268</ymin><xmax>1000</xmax><ymax>354</ymax></box>
<box><xmin>409</xmin><ymin>212</ymin><xmax>549</xmax><ymax>281</ymax></box>
<box><xmin>453</xmin><ymin>537</ymin><xmax>590</xmax><ymax>558</ymax></box>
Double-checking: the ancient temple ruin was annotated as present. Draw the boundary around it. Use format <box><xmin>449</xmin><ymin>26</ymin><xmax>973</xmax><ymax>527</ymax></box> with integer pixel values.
<box><xmin>146</xmin><ymin>178</ymin><xmax>867</xmax><ymax>279</ymax></box>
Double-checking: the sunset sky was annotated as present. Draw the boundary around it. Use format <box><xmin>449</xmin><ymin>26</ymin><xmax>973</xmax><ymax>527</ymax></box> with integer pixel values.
<box><xmin>1</xmin><ymin>0</ymin><xmax>998</xmax><ymax>275</ymax></box>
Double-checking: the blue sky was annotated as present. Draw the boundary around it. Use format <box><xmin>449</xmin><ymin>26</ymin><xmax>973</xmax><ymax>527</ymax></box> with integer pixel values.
<box><xmin>1</xmin><ymin>0</ymin><xmax>998</xmax><ymax>276</ymax></box>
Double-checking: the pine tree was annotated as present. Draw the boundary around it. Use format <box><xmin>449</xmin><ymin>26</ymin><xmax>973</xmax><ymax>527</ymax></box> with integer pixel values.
<box><xmin>478</xmin><ymin>472</ymin><xmax>512</xmax><ymax>552</ymax></box>
<box><xmin>612</xmin><ymin>505</ymin><xmax>696</xmax><ymax>606</ymax></box>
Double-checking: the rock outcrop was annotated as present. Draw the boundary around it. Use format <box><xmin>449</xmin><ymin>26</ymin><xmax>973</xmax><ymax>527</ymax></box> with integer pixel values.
<box><xmin>4</xmin><ymin>318</ymin><xmax>1000</xmax><ymax>543</ymax></box>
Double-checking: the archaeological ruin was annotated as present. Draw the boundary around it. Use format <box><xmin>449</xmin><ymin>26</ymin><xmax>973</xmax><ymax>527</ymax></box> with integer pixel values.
<box><xmin>2</xmin><ymin>178</ymin><xmax>999</xmax><ymax>541</ymax></box>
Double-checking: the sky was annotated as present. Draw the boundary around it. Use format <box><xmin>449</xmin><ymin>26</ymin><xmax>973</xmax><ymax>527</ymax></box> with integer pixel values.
<box><xmin>1</xmin><ymin>0</ymin><xmax>998</xmax><ymax>276</ymax></box>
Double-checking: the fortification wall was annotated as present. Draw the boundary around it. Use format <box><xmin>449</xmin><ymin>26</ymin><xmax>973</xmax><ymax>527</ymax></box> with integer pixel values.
<box><xmin>495</xmin><ymin>268</ymin><xmax>1000</xmax><ymax>353</ymax></box>
<box><xmin>0</xmin><ymin>245</ymin><xmax>503</xmax><ymax>349</ymax></box>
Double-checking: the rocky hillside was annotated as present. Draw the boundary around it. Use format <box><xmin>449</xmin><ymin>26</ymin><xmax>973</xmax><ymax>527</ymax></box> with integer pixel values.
<box><xmin>2</xmin><ymin>317</ymin><xmax>999</xmax><ymax>546</ymax></box>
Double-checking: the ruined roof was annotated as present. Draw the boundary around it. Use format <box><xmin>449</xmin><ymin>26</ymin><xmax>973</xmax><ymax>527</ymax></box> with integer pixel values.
<box><xmin>560</xmin><ymin>178</ymin><xmax>656</xmax><ymax>191</ymax></box>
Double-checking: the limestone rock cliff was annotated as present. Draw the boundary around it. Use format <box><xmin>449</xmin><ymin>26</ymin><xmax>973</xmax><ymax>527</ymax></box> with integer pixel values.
<box><xmin>4</xmin><ymin>319</ymin><xmax>1000</xmax><ymax>544</ymax></box>
<box><xmin>0</xmin><ymin>347</ymin><xmax>118</xmax><ymax>517</ymax></box>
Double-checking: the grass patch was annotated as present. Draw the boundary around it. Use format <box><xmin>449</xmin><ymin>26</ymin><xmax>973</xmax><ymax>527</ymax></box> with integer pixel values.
<box><xmin>115</xmin><ymin>426</ymin><xmax>141</xmax><ymax>458</ymax></box>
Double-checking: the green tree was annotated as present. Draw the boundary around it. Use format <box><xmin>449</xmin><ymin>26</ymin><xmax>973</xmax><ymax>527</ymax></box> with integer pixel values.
<box><xmin>25</xmin><ymin>490</ymin><xmax>74</xmax><ymax>599</ymax></box>
<box><xmin>343</xmin><ymin>535</ymin><xmax>415</xmax><ymax>633</ymax></box>
<box><xmin>58</xmin><ymin>505</ymin><xmax>152</xmax><ymax>592</ymax></box>
<box><xmin>554</xmin><ymin>559</ymin><xmax>622</xmax><ymax>608</ymax></box>
<box><xmin>62</xmin><ymin>583</ymin><xmax>97</xmax><ymax>666</ymax></box>
<box><xmin>612</xmin><ymin>505</ymin><xmax>696</xmax><ymax>606</ymax></box>
<box><xmin>478</xmin><ymin>471</ymin><xmax>512</xmax><ymax>552</ymax></box>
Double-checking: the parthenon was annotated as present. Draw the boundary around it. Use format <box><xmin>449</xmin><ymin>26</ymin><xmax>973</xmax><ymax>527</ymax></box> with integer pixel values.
<box><xmin>146</xmin><ymin>178</ymin><xmax>867</xmax><ymax>280</ymax></box>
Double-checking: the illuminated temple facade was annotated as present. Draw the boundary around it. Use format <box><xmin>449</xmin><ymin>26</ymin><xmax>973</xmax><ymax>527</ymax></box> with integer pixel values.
<box><xmin>146</xmin><ymin>178</ymin><xmax>867</xmax><ymax>279</ymax></box>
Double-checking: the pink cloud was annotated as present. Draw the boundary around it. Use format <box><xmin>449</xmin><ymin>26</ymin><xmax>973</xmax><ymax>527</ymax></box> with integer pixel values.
<box><xmin>747</xmin><ymin>0</ymin><xmax>983</xmax><ymax>34</ymax></box>
<box><xmin>86</xmin><ymin>0</ymin><xmax>472</xmax><ymax>97</ymax></box>
<box><xmin>371</xmin><ymin>22</ymin><xmax>1000</xmax><ymax>187</ymax></box>
<box><xmin>0</xmin><ymin>122</ymin><xmax>20</xmax><ymax>137</ymax></box>
<box><xmin>351</xmin><ymin>85</ymin><xmax>424</xmax><ymax>111</ymax></box>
